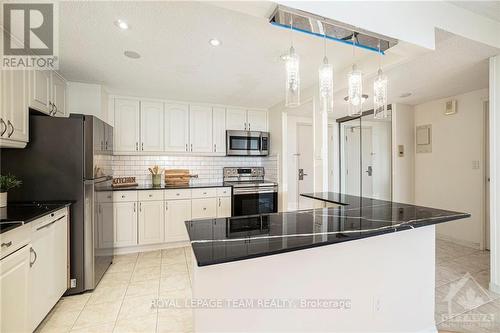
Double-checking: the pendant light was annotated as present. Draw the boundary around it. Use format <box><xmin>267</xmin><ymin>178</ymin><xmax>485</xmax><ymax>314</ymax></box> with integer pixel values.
<box><xmin>318</xmin><ymin>23</ymin><xmax>333</xmax><ymax>114</ymax></box>
<box><xmin>373</xmin><ymin>41</ymin><xmax>388</xmax><ymax>119</ymax></box>
<box><xmin>347</xmin><ymin>33</ymin><xmax>363</xmax><ymax>116</ymax></box>
<box><xmin>285</xmin><ymin>15</ymin><xmax>300</xmax><ymax>107</ymax></box>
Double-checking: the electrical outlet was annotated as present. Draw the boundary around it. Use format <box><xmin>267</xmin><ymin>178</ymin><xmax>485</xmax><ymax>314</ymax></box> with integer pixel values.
<box><xmin>70</xmin><ymin>279</ymin><xmax>77</xmax><ymax>288</ymax></box>
<box><xmin>373</xmin><ymin>297</ymin><xmax>382</xmax><ymax>313</ymax></box>
<box><xmin>472</xmin><ymin>160</ymin><xmax>480</xmax><ymax>170</ymax></box>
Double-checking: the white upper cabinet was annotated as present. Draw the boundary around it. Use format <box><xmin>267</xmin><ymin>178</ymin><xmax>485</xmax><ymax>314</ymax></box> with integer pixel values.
<box><xmin>114</xmin><ymin>98</ymin><xmax>140</xmax><ymax>152</ymax></box>
<box><xmin>51</xmin><ymin>72</ymin><xmax>67</xmax><ymax>117</ymax></box>
<box><xmin>212</xmin><ymin>107</ymin><xmax>226</xmax><ymax>154</ymax></box>
<box><xmin>165</xmin><ymin>103</ymin><xmax>189</xmax><ymax>152</ymax></box>
<box><xmin>1</xmin><ymin>70</ymin><xmax>29</xmax><ymax>147</ymax></box>
<box><xmin>140</xmin><ymin>101</ymin><xmax>164</xmax><ymax>152</ymax></box>
<box><xmin>247</xmin><ymin>109</ymin><xmax>267</xmax><ymax>132</ymax></box>
<box><xmin>226</xmin><ymin>108</ymin><xmax>247</xmax><ymax>131</ymax></box>
<box><xmin>189</xmin><ymin>105</ymin><xmax>213</xmax><ymax>153</ymax></box>
<box><xmin>29</xmin><ymin>70</ymin><xmax>51</xmax><ymax>114</ymax></box>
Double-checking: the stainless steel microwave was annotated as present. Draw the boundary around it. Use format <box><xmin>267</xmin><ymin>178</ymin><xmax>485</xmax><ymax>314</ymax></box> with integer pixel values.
<box><xmin>226</xmin><ymin>130</ymin><xmax>269</xmax><ymax>156</ymax></box>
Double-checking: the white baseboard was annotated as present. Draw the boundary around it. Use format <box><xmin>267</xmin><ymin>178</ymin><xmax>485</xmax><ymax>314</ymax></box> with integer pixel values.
<box><xmin>436</xmin><ymin>233</ymin><xmax>481</xmax><ymax>250</ymax></box>
<box><xmin>112</xmin><ymin>241</ymin><xmax>190</xmax><ymax>256</ymax></box>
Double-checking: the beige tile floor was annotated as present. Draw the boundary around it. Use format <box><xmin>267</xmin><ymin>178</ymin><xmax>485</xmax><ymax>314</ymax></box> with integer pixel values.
<box><xmin>37</xmin><ymin>240</ymin><xmax>498</xmax><ymax>333</ymax></box>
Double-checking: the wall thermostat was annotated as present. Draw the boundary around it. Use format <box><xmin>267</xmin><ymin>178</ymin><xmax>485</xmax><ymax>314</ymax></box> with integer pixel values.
<box><xmin>445</xmin><ymin>100</ymin><xmax>457</xmax><ymax>115</ymax></box>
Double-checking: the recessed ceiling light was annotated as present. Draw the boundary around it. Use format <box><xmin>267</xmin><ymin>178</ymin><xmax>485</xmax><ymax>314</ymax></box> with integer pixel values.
<box><xmin>399</xmin><ymin>92</ymin><xmax>412</xmax><ymax>98</ymax></box>
<box><xmin>114</xmin><ymin>19</ymin><xmax>129</xmax><ymax>30</ymax></box>
<box><xmin>209</xmin><ymin>38</ymin><xmax>221</xmax><ymax>47</ymax></box>
<box><xmin>124</xmin><ymin>50</ymin><xmax>140</xmax><ymax>59</ymax></box>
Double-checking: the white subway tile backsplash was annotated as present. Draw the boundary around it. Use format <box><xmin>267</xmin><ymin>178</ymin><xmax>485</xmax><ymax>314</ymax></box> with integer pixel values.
<box><xmin>100</xmin><ymin>155</ymin><xmax>278</xmax><ymax>186</ymax></box>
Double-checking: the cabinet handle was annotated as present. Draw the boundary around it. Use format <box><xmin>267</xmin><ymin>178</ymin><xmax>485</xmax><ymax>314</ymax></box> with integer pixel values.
<box><xmin>139</xmin><ymin>202</ymin><xmax>142</xmax><ymax>212</ymax></box>
<box><xmin>1</xmin><ymin>241</ymin><xmax>12</xmax><ymax>248</ymax></box>
<box><xmin>185</xmin><ymin>144</ymin><xmax>188</xmax><ymax>152</ymax></box>
<box><xmin>142</xmin><ymin>143</ymin><xmax>144</xmax><ymax>151</ymax></box>
<box><xmin>136</xmin><ymin>142</ymin><xmax>139</xmax><ymax>151</ymax></box>
<box><xmin>214</xmin><ymin>144</ymin><xmax>216</xmax><ymax>152</ymax></box>
<box><xmin>203</xmin><ymin>207</ymin><xmax>206</xmax><ymax>211</ymax></box>
<box><xmin>248</xmin><ymin>123</ymin><xmax>251</xmax><ymax>131</ymax></box>
<box><xmin>105</xmin><ymin>141</ymin><xmax>108</xmax><ymax>150</ymax></box>
<box><xmin>176</xmin><ymin>193</ymin><xmax>180</xmax><ymax>196</ymax></box>
<box><xmin>219</xmin><ymin>198</ymin><xmax>221</xmax><ymax>207</ymax></box>
<box><xmin>244</xmin><ymin>122</ymin><xmax>247</xmax><ymax>131</ymax></box>
<box><xmin>54</xmin><ymin>105</ymin><xmax>58</xmax><ymax>116</ymax></box>
<box><xmin>122</xmin><ymin>195</ymin><xmax>125</xmax><ymax>198</ymax></box>
<box><xmin>0</xmin><ymin>118</ymin><xmax>6</xmax><ymax>136</ymax></box>
<box><xmin>7</xmin><ymin>120</ymin><xmax>14</xmax><ymax>137</ymax></box>
<box><xmin>165</xmin><ymin>202</ymin><xmax>168</xmax><ymax>211</ymax></box>
<box><xmin>134</xmin><ymin>202</ymin><xmax>136</xmax><ymax>212</ymax></box>
<box><xmin>30</xmin><ymin>247</ymin><xmax>37</xmax><ymax>267</ymax></box>
<box><xmin>190</xmin><ymin>143</ymin><xmax>193</xmax><ymax>152</ymax></box>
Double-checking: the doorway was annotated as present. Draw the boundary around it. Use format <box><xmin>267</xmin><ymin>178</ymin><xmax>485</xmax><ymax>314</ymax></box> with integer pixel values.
<box><xmin>297</xmin><ymin>123</ymin><xmax>314</xmax><ymax>209</ymax></box>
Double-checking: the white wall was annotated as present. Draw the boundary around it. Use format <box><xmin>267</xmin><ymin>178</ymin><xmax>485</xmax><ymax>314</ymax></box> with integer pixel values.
<box><xmin>392</xmin><ymin>104</ymin><xmax>415</xmax><ymax>204</ymax></box>
<box><xmin>414</xmin><ymin>89</ymin><xmax>488</xmax><ymax>249</ymax></box>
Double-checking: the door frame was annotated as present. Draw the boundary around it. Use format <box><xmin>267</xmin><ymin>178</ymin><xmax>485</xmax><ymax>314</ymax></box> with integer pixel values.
<box><xmin>484</xmin><ymin>100</ymin><xmax>490</xmax><ymax>250</ymax></box>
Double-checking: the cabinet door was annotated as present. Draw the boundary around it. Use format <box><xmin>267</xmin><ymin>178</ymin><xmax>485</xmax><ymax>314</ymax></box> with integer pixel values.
<box><xmin>217</xmin><ymin>196</ymin><xmax>232</xmax><ymax>218</ymax></box>
<box><xmin>138</xmin><ymin>201</ymin><xmax>165</xmax><ymax>245</ymax></box>
<box><xmin>140</xmin><ymin>101</ymin><xmax>164</xmax><ymax>152</ymax></box>
<box><xmin>114</xmin><ymin>98</ymin><xmax>140</xmax><ymax>152</ymax></box>
<box><xmin>1</xmin><ymin>246</ymin><xmax>30</xmax><ymax>333</ymax></box>
<box><xmin>165</xmin><ymin>199</ymin><xmax>191</xmax><ymax>242</ymax></box>
<box><xmin>165</xmin><ymin>103</ymin><xmax>189</xmax><ymax>152</ymax></box>
<box><xmin>114</xmin><ymin>202</ymin><xmax>138</xmax><ymax>247</ymax></box>
<box><xmin>1</xmin><ymin>70</ymin><xmax>29</xmax><ymax>144</ymax></box>
<box><xmin>189</xmin><ymin>105</ymin><xmax>213</xmax><ymax>153</ymax></box>
<box><xmin>30</xmin><ymin>224</ymin><xmax>55</xmax><ymax>330</ymax></box>
<box><xmin>53</xmin><ymin>215</ymin><xmax>68</xmax><ymax>297</ymax></box>
<box><xmin>98</xmin><ymin>202</ymin><xmax>114</xmax><ymax>249</ymax></box>
<box><xmin>51</xmin><ymin>72</ymin><xmax>67</xmax><ymax>117</ymax></box>
<box><xmin>212</xmin><ymin>107</ymin><xmax>226</xmax><ymax>154</ymax></box>
<box><xmin>226</xmin><ymin>108</ymin><xmax>247</xmax><ymax>131</ymax></box>
<box><xmin>29</xmin><ymin>70</ymin><xmax>51</xmax><ymax>114</ymax></box>
<box><xmin>247</xmin><ymin>110</ymin><xmax>267</xmax><ymax>132</ymax></box>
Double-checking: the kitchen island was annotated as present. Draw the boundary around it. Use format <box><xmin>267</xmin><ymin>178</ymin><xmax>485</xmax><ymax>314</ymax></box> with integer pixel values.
<box><xmin>185</xmin><ymin>193</ymin><xmax>469</xmax><ymax>333</ymax></box>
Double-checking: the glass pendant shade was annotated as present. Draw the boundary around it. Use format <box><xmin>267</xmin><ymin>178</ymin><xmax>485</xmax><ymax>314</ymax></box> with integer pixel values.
<box><xmin>373</xmin><ymin>68</ymin><xmax>388</xmax><ymax>119</ymax></box>
<box><xmin>285</xmin><ymin>46</ymin><xmax>300</xmax><ymax>107</ymax></box>
<box><xmin>319</xmin><ymin>56</ymin><xmax>333</xmax><ymax>113</ymax></box>
<box><xmin>347</xmin><ymin>64</ymin><xmax>363</xmax><ymax>116</ymax></box>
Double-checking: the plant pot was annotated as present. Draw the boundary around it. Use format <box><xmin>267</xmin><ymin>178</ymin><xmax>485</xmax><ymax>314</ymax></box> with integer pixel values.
<box><xmin>152</xmin><ymin>174</ymin><xmax>162</xmax><ymax>187</ymax></box>
<box><xmin>0</xmin><ymin>192</ymin><xmax>6</xmax><ymax>208</ymax></box>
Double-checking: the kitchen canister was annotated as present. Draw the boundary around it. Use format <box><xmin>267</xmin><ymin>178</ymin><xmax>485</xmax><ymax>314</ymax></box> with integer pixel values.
<box><xmin>152</xmin><ymin>174</ymin><xmax>161</xmax><ymax>187</ymax></box>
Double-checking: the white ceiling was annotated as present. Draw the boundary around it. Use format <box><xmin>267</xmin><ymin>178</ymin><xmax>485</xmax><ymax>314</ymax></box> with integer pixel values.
<box><xmin>58</xmin><ymin>1</ymin><xmax>499</xmax><ymax>113</ymax></box>
<box><xmin>449</xmin><ymin>1</ymin><xmax>500</xmax><ymax>22</ymax></box>
<box><xmin>59</xmin><ymin>1</ymin><xmax>378</xmax><ymax>109</ymax></box>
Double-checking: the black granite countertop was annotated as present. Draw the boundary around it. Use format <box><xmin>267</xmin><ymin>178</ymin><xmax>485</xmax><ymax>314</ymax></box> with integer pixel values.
<box><xmin>185</xmin><ymin>193</ymin><xmax>470</xmax><ymax>267</ymax></box>
<box><xmin>0</xmin><ymin>201</ymin><xmax>72</xmax><ymax>234</ymax></box>
<box><xmin>99</xmin><ymin>182</ymin><xmax>231</xmax><ymax>191</ymax></box>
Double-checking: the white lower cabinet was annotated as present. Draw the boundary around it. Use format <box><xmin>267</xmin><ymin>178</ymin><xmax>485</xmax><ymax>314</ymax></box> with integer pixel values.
<box><xmin>217</xmin><ymin>196</ymin><xmax>232</xmax><ymax>218</ymax></box>
<box><xmin>165</xmin><ymin>199</ymin><xmax>192</xmax><ymax>242</ymax></box>
<box><xmin>192</xmin><ymin>198</ymin><xmax>217</xmax><ymax>219</ymax></box>
<box><xmin>114</xmin><ymin>202</ymin><xmax>138</xmax><ymax>247</ymax></box>
<box><xmin>0</xmin><ymin>245</ymin><xmax>30</xmax><ymax>333</ymax></box>
<box><xmin>138</xmin><ymin>200</ymin><xmax>165</xmax><ymax>244</ymax></box>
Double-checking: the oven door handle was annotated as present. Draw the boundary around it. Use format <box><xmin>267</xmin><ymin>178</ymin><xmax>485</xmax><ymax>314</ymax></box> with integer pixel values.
<box><xmin>233</xmin><ymin>187</ymin><xmax>277</xmax><ymax>195</ymax></box>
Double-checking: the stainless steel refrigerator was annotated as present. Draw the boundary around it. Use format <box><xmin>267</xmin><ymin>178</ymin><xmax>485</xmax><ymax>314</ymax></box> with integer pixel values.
<box><xmin>1</xmin><ymin>114</ymin><xmax>114</xmax><ymax>294</ymax></box>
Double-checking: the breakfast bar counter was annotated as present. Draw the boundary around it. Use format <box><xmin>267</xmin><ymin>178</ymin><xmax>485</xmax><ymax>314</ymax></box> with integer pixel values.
<box><xmin>185</xmin><ymin>193</ymin><xmax>469</xmax><ymax>332</ymax></box>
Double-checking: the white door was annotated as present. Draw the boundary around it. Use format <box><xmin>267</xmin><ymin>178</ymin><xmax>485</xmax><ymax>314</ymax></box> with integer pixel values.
<box><xmin>297</xmin><ymin>124</ymin><xmax>314</xmax><ymax>209</ymax></box>
<box><xmin>165</xmin><ymin>103</ymin><xmax>189</xmax><ymax>152</ymax></box>
<box><xmin>361</xmin><ymin>127</ymin><xmax>373</xmax><ymax>198</ymax></box>
<box><xmin>226</xmin><ymin>108</ymin><xmax>247</xmax><ymax>131</ymax></box>
<box><xmin>212</xmin><ymin>107</ymin><xmax>226</xmax><ymax>154</ymax></box>
<box><xmin>29</xmin><ymin>70</ymin><xmax>51</xmax><ymax>114</ymax></box>
<box><xmin>1</xmin><ymin>246</ymin><xmax>30</xmax><ymax>333</ymax></box>
<box><xmin>165</xmin><ymin>199</ymin><xmax>191</xmax><ymax>242</ymax></box>
<box><xmin>140</xmin><ymin>101</ymin><xmax>164</xmax><ymax>152</ymax></box>
<box><xmin>98</xmin><ymin>202</ymin><xmax>114</xmax><ymax>249</ymax></box>
<box><xmin>345</xmin><ymin>127</ymin><xmax>361</xmax><ymax>196</ymax></box>
<box><xmin>1</xmin><ymin>70</ymin><xmax>29</xmax><ymax>143</ymax></box>
<box><xmin>189</xmin><ymin>105</ymin><xmax>213</xmax><ymax>153</ymax></box>
<box><xmin>51</xmin><ymin>72</ymin><xmax>67</xmax><ymax>117</ymax></box>
<box><xmin>217</xmin><ymin>197</ymin><xmax>232</xmax><ymax>218</ymax></box>
<box><xmin>114</xmin><ymin>202</ymin><xmax>138</xmax><ymax>247</ymax></box>
<box><xmin>114</xmin><ymin>98</ymin><xmax>140</xmax><ymax>152</ymax></box>
<box><xmin>138</xmin><ymin>200</ymin><xmax>165</xmax><ymax>245</ymax></box>
<box><xmin>247</xmin><ymin>110</ymin><xmax>267</xmax><ymax>131</ymax></box>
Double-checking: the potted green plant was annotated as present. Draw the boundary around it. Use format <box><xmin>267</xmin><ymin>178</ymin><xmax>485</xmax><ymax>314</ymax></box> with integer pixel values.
<box><xmin>0</xmin><ymin>174</ymin><xmax>22</xmax><ymax>207</ymax></box>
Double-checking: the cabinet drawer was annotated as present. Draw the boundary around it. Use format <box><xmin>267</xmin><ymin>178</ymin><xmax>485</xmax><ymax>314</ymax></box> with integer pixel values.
<box><xmin>0</xmin><ymin>224</ymin><xmax>30</xmax><ymax>260</ymax></box>
<box><xmin>191</xmin><ymin>188</ymin><xmax>217</xmax><ymax>199</ymax></box>
<box><xmin>97</xmin><ymin>192</ymin><xmax>113</xmax><ymax>203</ymax></box>
<box><xmin>30</xmin><ymin>208</ymin><xmax>67</xmax><ymax>230</ymax></box>
<box><xmin>165</xmin><ymin>189</ymin><xmax>191</xmax><ymax>200</ymax></box>
<box><xmin>138</xmin><ymin>190</ymin><xmax>164</xmax><ymax>201</ymax></box>
<box><xmin>191</xmin><ymin>198</ymin><xmax>217</xmax><ymax>219</ymax></box>
<box><xmin>113</xmin><ymin>191</ymin><xmax>138</xmax><ymax>202</ymax></box>
<box><xmin>216</xmin><ymin>187</ymin><xmax>231</xmax><ymax>197</ymax></box>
